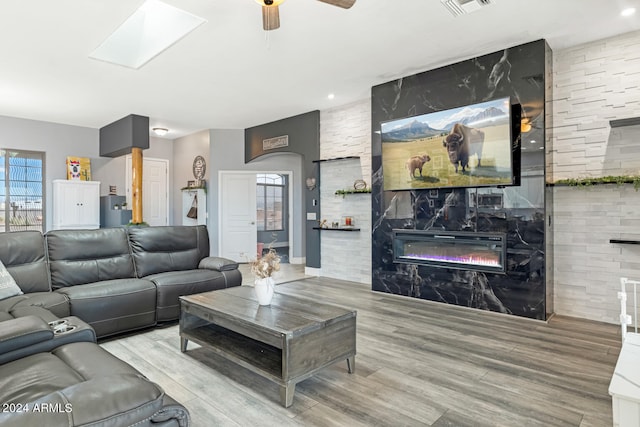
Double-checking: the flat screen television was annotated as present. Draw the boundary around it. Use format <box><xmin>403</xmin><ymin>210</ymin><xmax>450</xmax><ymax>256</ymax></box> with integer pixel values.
<box><xmin>381</xmin><ymin>96</ymin><xmax>519</xmax><ymax>191</ymax></box>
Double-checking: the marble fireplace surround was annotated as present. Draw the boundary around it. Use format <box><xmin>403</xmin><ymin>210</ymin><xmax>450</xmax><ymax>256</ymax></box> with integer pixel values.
<box><xmin>371</xmin><ymin>39</ymin><xmax>551</xmax><ymax>320</ymax></box>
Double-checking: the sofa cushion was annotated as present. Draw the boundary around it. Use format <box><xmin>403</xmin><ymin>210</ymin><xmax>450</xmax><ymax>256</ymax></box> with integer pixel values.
<box><xmin>0</xmin><ymin>352</ymin><xmax>84</xmax><ymax>404</ymax></box>
<box><xmin>145</xmin><ymin>269</ymin><xmax>227</xmax><ymax>321</ymax></box>
<box><xmin>55</xmin><ymin>278</ymin><xmax>156</xmax><ymax>338</ymax></box>
<box><xmin>128</xmin><ymin>225</ymin><xmax>210</xmax><ymax>277</ymax></box>
<box><xmin>0</xmin><ymin>230</ymin><xmax>50</xmax><ymax>293</ymax></box>
<box><xmin>46</xmin><ymin>228</ymin><xmax>136</xmax><ymax>288</ymax></box>
<box><xmin>0</xmin><ymin>342</ymin><xmax>183</xmax><ymax>427</ymax></box>
<box><xmin>0</xmin><ymin>260</ymin><xmax>22</xmax><ymax>300</ymax></box>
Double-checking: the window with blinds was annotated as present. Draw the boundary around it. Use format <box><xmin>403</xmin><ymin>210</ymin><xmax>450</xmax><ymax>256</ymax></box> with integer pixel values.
<box><xmin>0</xmin><ymin>149</ymin><xmax>45</xmax><ymax>232</ymax></box>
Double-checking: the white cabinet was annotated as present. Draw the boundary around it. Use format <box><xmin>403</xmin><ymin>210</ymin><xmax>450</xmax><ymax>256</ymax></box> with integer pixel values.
<box><xmin>52</xmin><ymin>180</ymin><xmax>100</xmax><ymax>230</ymax></box>
<box><xmin>182</xmin><ymin>189</ymin><xmax>206</xmax><ymax>226</ymax></box>
<box><xmin>610</xmin><ymin>333</ymin><xmax>640</xmax><ymax>427</ymax></box>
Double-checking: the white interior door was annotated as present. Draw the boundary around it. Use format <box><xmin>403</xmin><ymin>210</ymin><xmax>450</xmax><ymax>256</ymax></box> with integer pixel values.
<box><xmin>126</xmin><ymin>156</ymin><xmax>169</xmax><ymax>226</ymax></box>
<box><xmin>219</xmin><ymin>172</ymin><xmax>257</xmax><ymax>262</ymax></box>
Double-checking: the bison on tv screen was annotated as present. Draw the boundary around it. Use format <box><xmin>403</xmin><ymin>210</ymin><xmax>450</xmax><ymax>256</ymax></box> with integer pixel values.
<box><xmin>381</xmin><ymin>97</ymin><xmax>515</xmax><ymax>191</ymax></box>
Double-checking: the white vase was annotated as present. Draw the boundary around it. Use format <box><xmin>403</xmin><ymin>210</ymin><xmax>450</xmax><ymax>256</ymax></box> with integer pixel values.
<box><xmin>254</xmin><ymin>276</ymin><xmax>275</xmax><ymax>306</ymax></box>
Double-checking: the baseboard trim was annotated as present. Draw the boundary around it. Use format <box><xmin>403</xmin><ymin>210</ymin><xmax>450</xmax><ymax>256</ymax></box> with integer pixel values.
<box><xmin>290</xmin><ymin>257</ymin><xmax>306</xmax><ymax>265</ymax></box>
<box><xmin>304</xmin><ymin>267</ymin><xmax>321</xmax><ymax>277</ymax></box>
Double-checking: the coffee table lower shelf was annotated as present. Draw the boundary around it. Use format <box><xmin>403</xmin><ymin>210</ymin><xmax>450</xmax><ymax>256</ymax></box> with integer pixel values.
<box><xmin>179</xmin><ymin>299</ymin><xmax>356</xmax><ymax>407</ymax></box>
<box><xmin>181</xmin><ymin>324</ymin><xmax>283</xmax><ymax>381</ymax></box>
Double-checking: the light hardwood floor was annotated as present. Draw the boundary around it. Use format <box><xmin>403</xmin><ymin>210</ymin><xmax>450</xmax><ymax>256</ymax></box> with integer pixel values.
<box><xmin>101</xmin><ymin>273</ymin><xmax>621</xmax><ymax>427</ymax></box>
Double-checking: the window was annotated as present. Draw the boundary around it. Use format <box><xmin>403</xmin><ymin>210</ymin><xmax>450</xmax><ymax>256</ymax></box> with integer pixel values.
<box><xmin>256</xmin><ymin>174</ymin><xmax>285</xmax><ymax>231</ymax></box>
<box><xmin>0</xmin><ymin>149</ymin><xmax>45</xmax><ymax>232</ymax></box>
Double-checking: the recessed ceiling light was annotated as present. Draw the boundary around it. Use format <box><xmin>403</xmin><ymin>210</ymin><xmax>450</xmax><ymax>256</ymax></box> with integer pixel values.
<box><xmin>89</xmin><ymin>0</ymin><xmax>206</xmax><ymax>69</ymax></box>
<box><xmin>539</xmin><ymin>146</ymin><xmax>544</xmax><ymax>150</ymax></box>
<box><xmin>530</xmin><ymin>139</ymin><xmax>537</xmax><ymax>144</ymax></box>
<box><xmin>327</xmin><ymin>93</ymin><xmax>335</xmax><ymax>100</ymax></box>
<box><xmin>621</xmin><ymin>7</ymin><xmax>636</xmax><ymax>16</ymax></box>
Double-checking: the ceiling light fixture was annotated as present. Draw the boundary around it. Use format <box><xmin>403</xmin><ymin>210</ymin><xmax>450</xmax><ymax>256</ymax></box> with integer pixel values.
<box><xmin>256</xmin><ymin>0</ymin><xmax>286</xmax><ymax>30</ymax></box>
<box><xmin>89</xmin><ymin>0</ymin><xmax>206</xmax><ymax>69</ymax></box>
<box><xmin>152</xmin><ymin>127</ymin><xmax>169</xmax><ymax>136</ymax></box>
<box><xmin>621</xmin><ymin>7</ymin><xmax>636</xmax><ymax>16</ymax></box>
<box><xmin>328</xmin><ymin>93</ymin><xmax>335</xmax><ymax>100</ymax></box>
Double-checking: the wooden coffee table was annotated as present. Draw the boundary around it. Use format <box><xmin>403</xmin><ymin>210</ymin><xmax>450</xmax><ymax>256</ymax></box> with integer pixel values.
<box><xmin>179</xmin><ymin>286</ymin><xmax>356</xmax><ymax>407</ymax></box>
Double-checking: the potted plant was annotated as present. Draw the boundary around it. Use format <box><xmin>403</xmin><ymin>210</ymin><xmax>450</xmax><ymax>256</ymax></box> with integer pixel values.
<box><xmin>121</xmin><ymin>202</ymin><xmax>128</xmax><ymax>210</ymax></box>
<box><xmin>250</xmin><ymin>248</ymin><xmax>281</xmax><ymax>305</ymax></box>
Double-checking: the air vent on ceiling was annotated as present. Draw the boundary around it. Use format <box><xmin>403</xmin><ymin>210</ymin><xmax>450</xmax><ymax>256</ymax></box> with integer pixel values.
<box><xmin>441</xmin><ymin>0</ymin><xmax>492</xmax><ymax>17</ymax></box>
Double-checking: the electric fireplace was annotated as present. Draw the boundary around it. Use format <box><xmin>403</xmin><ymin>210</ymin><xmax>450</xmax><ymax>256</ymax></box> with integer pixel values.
<box><xmin>392</xmin><ymin>230</ymin><xmax>507</xmax><ymax>273</ymax></box>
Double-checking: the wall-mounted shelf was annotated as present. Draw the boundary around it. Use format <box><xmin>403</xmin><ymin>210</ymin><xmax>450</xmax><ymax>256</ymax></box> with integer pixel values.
<box><xmin>313</xmin><ymin>156</ymin><xmax>360</xmax><ymax>163</ymax></box>
<box><xmin>313</xmin><ymin>227</ymin><xmax>361</xmax><ymax>232</ymax></box>
<box><xmin>335</xmin><ymin>189</ymin><xmax>371</xmax><ymax>196</ymax></box>
<box><xmin>610</xmin><ymin>239</ymin><xmax>640</xmax><ymax>245</ymax></box>
<box><xmin>610</xmin><ymin>117</ymin><xmax>640</xmax><ymax>128</ymax></box>
<box><xmin>547</xmin><ymin>176</ymin><xmax>640</xmax><ymax>189</ymax></box>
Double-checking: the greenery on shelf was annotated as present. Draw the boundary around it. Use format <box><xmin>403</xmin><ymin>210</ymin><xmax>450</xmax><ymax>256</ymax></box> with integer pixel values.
<box><xmin>335</xmin><ymin>188</ymin><xmax>372</xmax><ymax>196</ymax></box>
<box><xmin>554</xmin><ymin>175</ymin><xmax>640</xmax><ymax>190</ymax></box>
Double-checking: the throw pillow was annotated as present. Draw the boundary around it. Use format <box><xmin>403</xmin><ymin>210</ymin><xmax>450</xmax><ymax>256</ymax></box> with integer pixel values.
<box><xmin>0</xmin><ymin>260</ymin><xmax>23</xmax><ymax>300</ymax></box>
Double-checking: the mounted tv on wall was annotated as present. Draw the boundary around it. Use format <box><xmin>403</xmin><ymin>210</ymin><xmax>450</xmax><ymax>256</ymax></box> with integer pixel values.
<box><xmin>381</xmin><ymin>97</ymin><xmax>519</xmax><ymax>191</ymax></box>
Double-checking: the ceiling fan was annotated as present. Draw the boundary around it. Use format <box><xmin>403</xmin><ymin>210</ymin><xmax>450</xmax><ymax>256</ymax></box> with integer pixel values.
<box><xmin>255</xmin><ymin>0</ymin><xmax>356</xmax><ymax>31</ymax></box>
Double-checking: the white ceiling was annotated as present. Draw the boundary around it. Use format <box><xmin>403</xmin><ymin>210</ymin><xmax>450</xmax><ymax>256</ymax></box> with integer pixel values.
<box><xmin>0</xmin><ymin>0</ymin><xmax>638</xmax><ymax>139</ymax></box>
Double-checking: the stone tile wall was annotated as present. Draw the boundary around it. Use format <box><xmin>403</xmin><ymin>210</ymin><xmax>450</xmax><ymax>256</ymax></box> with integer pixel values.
<box><xmin>552</xmin><ymin>30</ymin><xmax>640</xmax><ymax>323</ymax></box>
<box><xmin>318</xmin><ymin>99</ymin><xmax>372</xmax><ymax>284</ymax></box>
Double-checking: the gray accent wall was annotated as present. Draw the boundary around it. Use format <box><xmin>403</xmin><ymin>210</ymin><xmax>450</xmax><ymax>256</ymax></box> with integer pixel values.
<box><xmin>209</xmin><ymin>129</ymin><xmax>304</xmax><ymax>261</ymax></box>
<box><xmin>99</xmin><ymin>114</ymin><xmax>149</xmax><ymax>157</ymax></box>
<box><xmin>244</xmin><ymin>111</ymin><xmax>320</xmax><ymax>268</ymax></box>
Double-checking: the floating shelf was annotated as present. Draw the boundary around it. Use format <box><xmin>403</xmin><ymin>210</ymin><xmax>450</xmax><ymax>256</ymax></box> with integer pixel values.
<box><xmin>610</xmin><ymin>239</ymin><xmax>640</xmax><ymax>245</ymax></box>
<box><xmin>335</xmin><ymin>189</ymin><xmax>371</xmax><ymax>196</ymax></box>
<box><xmin>313</xmin><ymin>227</ymin><xmax>361</xmax><ymax>232</ymax></box>
<box><xmin>610</xmin><ymin>117</ymin><xmax>640</xmax><ymax>128</ymax></box>
<box><xmin>313</xmin><ymin>156</ymin><xmax>360</xmax><ymax>163</ymax></box>
<box><xmin>547</xmin><ymin>177</ymin><xmax>640</xmax><ymax>188</ymax></box>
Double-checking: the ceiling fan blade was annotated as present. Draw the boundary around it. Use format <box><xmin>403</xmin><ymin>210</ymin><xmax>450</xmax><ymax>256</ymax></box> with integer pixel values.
<box><xmin>317</xmin><ymin>0</ymin><xmax>356</xmax><ymax>9</ymax></box>
<box><xmin>262</xmin><ymin>5</ymin><xmax>280</xmax><ymax>31</ymax></box>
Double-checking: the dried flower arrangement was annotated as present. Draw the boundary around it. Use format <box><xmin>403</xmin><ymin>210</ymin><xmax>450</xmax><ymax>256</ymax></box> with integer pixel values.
<box><xmin>251</xmin><ymin>248</ymin><xmax>281</xmax><ymax>279</ymax></box>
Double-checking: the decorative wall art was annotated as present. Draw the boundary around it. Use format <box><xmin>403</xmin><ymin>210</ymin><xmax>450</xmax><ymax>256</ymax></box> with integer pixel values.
<box><xmin>66</xmin><ymin>156</ymin><xmax>91</xmax><ymax>181</ymax></box>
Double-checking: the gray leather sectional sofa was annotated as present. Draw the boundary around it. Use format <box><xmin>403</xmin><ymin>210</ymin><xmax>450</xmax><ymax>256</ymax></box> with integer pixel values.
<box><xmin>0</xmin><ymin>225</ymin><xmax>242</xmax><ymax>426</ymax></box>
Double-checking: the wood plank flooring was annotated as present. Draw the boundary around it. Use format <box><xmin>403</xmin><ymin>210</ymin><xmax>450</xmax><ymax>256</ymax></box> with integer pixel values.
<box><xmin>100</xmin><ymin>276</ymin><xmax>621</xmax><ymax>427</ymax></box>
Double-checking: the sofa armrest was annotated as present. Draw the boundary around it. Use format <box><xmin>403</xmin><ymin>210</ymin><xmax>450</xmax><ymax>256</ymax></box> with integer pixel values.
<box><xmin>0</xmin><ymin>374</ymin><xmax>173</xmax><ymax>427</ymax></box>
<box><xmin>199</xmin><ymin>256</ymin><xmax>238</xmax><ymax>272</ymax></box>
<box><xmin>0</xmin><ymin>315</ymin><xmax>53</xmax><ymax>355</ymax></box>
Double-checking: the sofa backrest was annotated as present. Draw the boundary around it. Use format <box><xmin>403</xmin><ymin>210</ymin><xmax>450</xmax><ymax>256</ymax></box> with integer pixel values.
<box><xmin>0</xmin><ymin>231</ymin><xmax>51</xmax><ymax>293</ymax></box>
<box><xmin>46</xmin><ymin>228</ymin><xmax>136</xmax><ymax>288</ymax></box>
<box><xmin>127</xmin><ymin>225</ymin><xmax>209</xmax><ymax>278</ymax></box>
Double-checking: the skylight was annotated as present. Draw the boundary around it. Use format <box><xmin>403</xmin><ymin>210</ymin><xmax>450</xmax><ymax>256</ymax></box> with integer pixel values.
<box><xmin>89</xmin><ymin>0</ymin><xmax>206</xmax><ymax>69</ymax></box>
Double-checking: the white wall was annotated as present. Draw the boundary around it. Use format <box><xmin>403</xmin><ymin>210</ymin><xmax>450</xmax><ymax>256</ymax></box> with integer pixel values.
<box><xmin>319</xmin><ymin>99</ymin><xmax>372</xmax><ymax>284</ymax></box>
<box><xmin>551</xmin><ymin>29</ymin><xmax>640</xmax><ymax>323</ymax></box>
